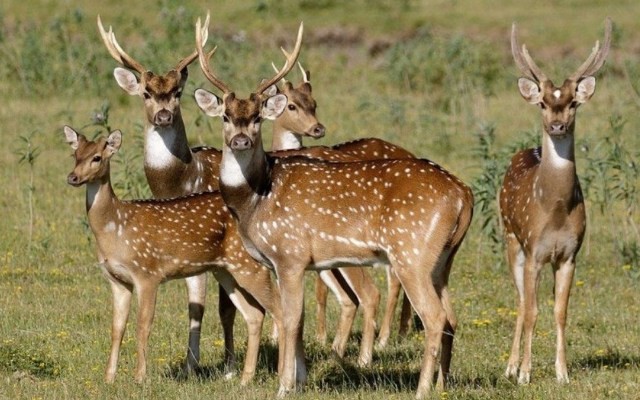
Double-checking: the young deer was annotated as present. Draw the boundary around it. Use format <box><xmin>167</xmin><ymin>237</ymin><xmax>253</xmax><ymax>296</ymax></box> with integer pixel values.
<box><xmin>97</xmin><ymin>16</ymin><xmax>232</xmax><ymax>375</ymax></box>
<box><xmin>501</xmin><ymin>19</ymin><xmax>611</xmax><ymax>385</ymax></box>
<box><xmin>64</xmin><ymin>126</ymin><xmax>284</xmax><ymax>384</ymax></box>
<box><xmin>266</xmin><ymin>68</ymin><xmax>417</xmax><ymax>350</ymax></box>
<box><xmin>193</xmin><ymin>15</ymin><xmax>473</xmax><ymax>398</ymax></box>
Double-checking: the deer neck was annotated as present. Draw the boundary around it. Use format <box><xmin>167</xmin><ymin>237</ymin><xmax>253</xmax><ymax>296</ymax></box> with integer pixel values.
<box><xmin>85</xmin><ymin>171</ymin><xmax>121</xmax><ymax>236</ymax></box>
<box><xmin>219</xmin><ymin>138</ymin><xmax>272</xmax><ymax>222</ymax></box>
<box><xmin>144</xmin><ymin>114</ymin><xmax>193</xmax><ymax>195</ymax></box>
<box><xmin>536</xmin><ymin>131</ymin><xmax>578</xmax><ymax>210</ymax></box>
<box><xmin>271</xmin><ymin>121</ymin><xmax>303</xmax><ymax>151</ymax></box>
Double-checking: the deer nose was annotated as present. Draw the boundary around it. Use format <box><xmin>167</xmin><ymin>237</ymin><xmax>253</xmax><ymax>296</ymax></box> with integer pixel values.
<box><xmin>549</xmin><ymin>122</ymin><xmax>566</xmax><ymax>135</ymax></box>
<box><xmin>154</xmin><ymin>109</ymin><xmax>173</xmax><ymax>126</ymax></box>
<box><xmin>310</xmin><ymin>123</ymin><xmax>326</xmax><ymax>138</ymax></box>
<box><xmin>67</xmin><ymin>173</ymin><xmax>80</xmax><ymax>186</ymax></box>
<box><xmin>230</xmin><ymin>134</ymin><xmax>252</xmax><ymax>151</ymax></box>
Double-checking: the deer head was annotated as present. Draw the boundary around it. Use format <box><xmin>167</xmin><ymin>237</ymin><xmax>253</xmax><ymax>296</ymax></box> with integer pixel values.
<box><xmin>97</xmin><ymin>16</ymin><xmax>198</xmax><ymax>127</ymax></box>
<box><xmin>511</xmin><ymin>18</ymin><xmax>612</xmax><ymax>137</ymax></box>
<box><xmin>65</xmin><ymin>126</ymin><xmax>122</xmax><ymax>187</ymax></box>
<box><xmin>193</xmin><ymin>13</ymin><xmax>303</xmax><ymax>151</ymax></box>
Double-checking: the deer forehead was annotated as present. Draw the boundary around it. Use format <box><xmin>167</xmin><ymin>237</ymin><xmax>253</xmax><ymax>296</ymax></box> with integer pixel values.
<box><xmin>225</xmin><ymin>97</ymin><xmax>262</xmax><ymax>125</ymax></box>
<box><xmin>541</xmin><ymin>80</ymin><xmax>577</xmax><ymax>107</ymax></box>
<box><xmin>284</xmin><ymin>87</ymin><xmax>316</xmax><ymax>112</ymax></box>
<box><xmin>144</xmin><ymin>71</ymin><xmax>182</xmax><ymax>96</ymax></box>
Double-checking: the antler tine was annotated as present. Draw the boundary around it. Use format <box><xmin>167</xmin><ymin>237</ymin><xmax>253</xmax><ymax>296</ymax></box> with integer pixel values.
<box><xmin>174</xmin><ymin>50</ymin><xmax>199</xmax><ymax>73</ymax></box>
<box><xmin>97</xmin><ymin>15</ymin><xmax>147</xmax><ymax>74</ymax></box>
<box><xmin>297</xmin><ymin>61</ymin><xmax>310</xmax><ymax>83</ymax></box>
<box><xmin>256</xmin><ymin>22</ymin><xmax>304</xmax><ymax>94</ymax></box>
<box><xmin>511</xmin><ymin>23</ymin><xmax>548</xmax><ymax>83</ymax></box>
<box><xmin>570</xmin><ymin>17</ymin><xmax>612</xmax><ymax>80</ymax></box>
<box><xmin>196</xmin><ymin>12</ymin><xmax>231</xmax><ymax>94</ymax></box>
<box><xmin>271</xmin><ymin>62</ymin><xmax>287</xmax><ymax>84</ymax></box>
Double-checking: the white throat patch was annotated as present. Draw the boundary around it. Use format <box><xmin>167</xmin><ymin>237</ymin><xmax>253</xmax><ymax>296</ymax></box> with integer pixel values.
<box><xmin>220</xmin><ymin>148</ymin><xmax>251</xmax><ymax>187</ymax></box>
<box><xmin>275</xmin><ymin>131</ymin><xmax>303</xmax><ymax>151</ymax></box>
<box><xmin>145</xmin><ymin>126</ymin><xmax>177</xmax><ymax>169</ymax></box>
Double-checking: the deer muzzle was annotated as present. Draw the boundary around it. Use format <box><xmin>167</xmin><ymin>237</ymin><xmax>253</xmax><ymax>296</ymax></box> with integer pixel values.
<box><xmin>308</xmin><ymin>123</ymin><xmax>326</xmax><ymax>138</ymax></box>
<box><xmin>67</xmin><ymin>173</ymin><xmax>82</xmax><ymax>187</ymax></box>
<box><xmin>154</xmin><ymin>109</ymin><xmax>174</xmax><ymax>126</ymax></box>
<box><xmin>230</xmin><ymin>133</ymin><xmax>253</xmax><ymax>151</ymax></box>
<box><xmin>548</xmin><ymin>122</ymin><xmax>567</xmax><ymax>136</ymax></box>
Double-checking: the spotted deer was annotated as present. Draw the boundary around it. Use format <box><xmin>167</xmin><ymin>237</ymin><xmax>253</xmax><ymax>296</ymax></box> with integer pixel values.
<box><xmin>64</xmin><ymin>126</ymin><xmax>286</xmax><ymax>384</ymax></box>
<box><xmin>97</xmin><ymin>16</ymin><xmax>235</xmax><ymax>375</ymax></box>
<box><xmin>193</xmin><ymin>15</ymin><xmax>473</xmax><ymax>398</ymax></box>
<box><xmin>500</xmin><ymin>19</ymin><xmax>611</xmax><ymax>385</ymax></box>
<box><xmin>266</xmin><ymin>67</ymin><xmax>417</xmax><ymax>350</ymax></box>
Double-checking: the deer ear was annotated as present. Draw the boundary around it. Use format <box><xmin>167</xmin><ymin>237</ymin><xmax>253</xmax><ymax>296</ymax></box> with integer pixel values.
<box><xmin>261</xmin><ymin>79</ymin><xmax>279</xmax><ymax>97</ymax></box>
<box><xmin>195</xmin><ymin>89</ymin><xmax>225</xmax><ymax>117</ymax></box>
<box><xmin>113</xmin><ymin>67</ymin><xmax>140</xmax><ymax>95</ymax></box>
<box><xmin>262</xmin><ymin>94</ymin><xmax>287</xmax><ymax>120</ymax></box>
<box><xmin>299</xmin><ymin>82</ymin><xmax>312</xmax><ymax>94</ymax></box>
<box><xmin>518</xmin><ymin>77</ymin><xmax>543</xmax><ymax>104</ymax></box>
<box><xmin>575</xmin><ymin>76</ymin><xmax>596</xmax><ymax>104</ymax></box>
<box><xmin>106</xmin><ymin>130</ymin><xmax>122</xmax><ymax>155</ymax></box>
<box><xmin>64</xmin><ymin>126</ymin><xmax>81</xmax><ymax>150</ymax></box>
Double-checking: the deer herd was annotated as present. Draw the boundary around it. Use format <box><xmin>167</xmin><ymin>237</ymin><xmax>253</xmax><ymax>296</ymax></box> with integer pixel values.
<box><xmin>62</xmin><ymin>12</ymin><xmax>612</xmax><ymax>399</ymax></box>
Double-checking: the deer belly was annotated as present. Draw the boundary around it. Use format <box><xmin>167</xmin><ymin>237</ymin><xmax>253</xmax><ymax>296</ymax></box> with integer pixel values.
<box><xmin>100</xmin><ymin>262</ymin><xmax>135</xmax><ymax>285</ymax></box>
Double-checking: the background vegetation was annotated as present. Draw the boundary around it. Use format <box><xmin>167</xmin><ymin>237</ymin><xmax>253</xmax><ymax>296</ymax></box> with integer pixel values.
<box><xmin>1</xmin><ymin>1</ymin><xmax>638</xmax><ymax>399</ymax></box>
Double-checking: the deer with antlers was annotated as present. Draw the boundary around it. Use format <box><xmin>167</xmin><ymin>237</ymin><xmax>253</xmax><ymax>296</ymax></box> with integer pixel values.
<box><xmin>501</xmin><ymin>18</ymin><xmax>611</xmax><ymax>384</ymax></box>
<box><xmin>64</xmin><ymin>126</ymin><xmax>288</xmax><ymax>384</ymax></box>
<box><xmin>265</xmin><ymin>67</ymin><xmax>418</xmax><ymax>350</ymax></box>
<box><xmin>193</xmin><ymin>14</ymin><xmax>473</xmax><ymax>398</ymax></box>
<box><xmin>97</xmin><ymin>16</ymin><xmax>235</xmax><ymax>375</ymax></box>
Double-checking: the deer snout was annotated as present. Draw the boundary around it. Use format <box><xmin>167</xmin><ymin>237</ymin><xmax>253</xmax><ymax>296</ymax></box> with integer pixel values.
<box><xmin>549</xmin><ymin>122</ymin><xmax>567</xmax><ymax>136</ymax></box>
<box><xmin>67</xmin><ymin>173</ymin><xmax>81</xmax><ymax>186</ymax></box>
<box><xmin>230</xmin><ymin>134</ymin><xmax>252</xmax><ymax>151</ymax></box>
<box><xmin>154</xmin><ymin>109</ymin><xmax>173</xmax><ymax>126</ymax></box>
<box><xmin>308</xmin><ymin>123</ymin><xmax>326</xmax><ymax>138</ymax></box>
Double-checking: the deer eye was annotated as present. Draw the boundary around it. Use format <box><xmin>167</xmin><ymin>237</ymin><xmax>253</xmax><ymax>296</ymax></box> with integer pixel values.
<box><xmin>288</xmin><ymin>104</ymin><xmax>296</xmax><ymax>111</ymax></box>
<box><xmin>569</xmin><ymin>101</ymin><xmax>578</xmax><ymax>109</ymax></box>
<box><xmin>223</xmin><ymin>115</ymin><xmax>230</xmax><ymax>123</ymax></box>
<box><xmin>175</xmin><ymin>89</ymin><xmax>183</xmax><ymax>99</ymax></box>
<box><xmin>253</xmin><ymin>116</ymin><xmax>262</xmax><ymax>124</ymax></box>
<box><xmin>143</xmin><ymin>92</ymin><xmax>151</xmax><ymax>100</ymax></box>
<box><xmin>539</xmin><ymin>103</ymin><xmax>547</xmax><ymax>110</ymax></box>
<box><xmin>92</xmin><ymin>155</ymin><xmax>102</xmax><ymax>163</ymax></box>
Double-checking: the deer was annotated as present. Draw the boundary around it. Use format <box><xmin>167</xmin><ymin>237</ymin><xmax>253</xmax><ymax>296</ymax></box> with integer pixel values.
<box><xmin>193</xmin><ymin>14</ymin><xmax>474</xmax><ymax>398</ymax></box>
<box><xmin>500</xmin><ymin>18</ymin><xmax>611</xmax><ymax>385</ymax></box>
<box><xmin>63</xmin><ymin>125</ymin><xmax>286</xmax><ymax>384</ymax></box>
<box><xmin>265</xmin><ymin>66</ymin><xmax>418</xmax><ymax>350</ymax></box>
<box><xmin>97</xmin><ymin>16</ymin><xmax>231</xmax><ymax>376</ymax></box>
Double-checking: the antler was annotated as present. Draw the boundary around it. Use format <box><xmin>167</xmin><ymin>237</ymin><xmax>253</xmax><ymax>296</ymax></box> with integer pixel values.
<box><xmin>97</xmin><ymin>15</ymin><xmax>147</xmax><ymax>74</ymax></box>
<box><xmin>271</xmin><ymin>62</ymin><xmax>288</xmax><ymax>84</ymax></box>
<box><xmin>297</xmin><ymin>62</ymin><xmax>310</xmax><ymax>83</ymax></box>
<box><xmin>195</xmin><ymin>13</ymin><xmax>231</xmax><ymax>94</ymax></box>
<box><xmin>511</xmin><ymin>23</ymin><xmax>548</xmax><ymax>83</ymax></box>
<box><xmin>569</xmin><ymin>17</ymin><xmax>612</xmax><ymax>81</ymax></box>
<box><xmin>255</xmin><ymin>22</ymin><xmax>304</xmax><ymax>94</ymax></box>
<box><xmin>174</xmin><ymin>50</ymin><xmax>199</xmax><ymax>73</ymax></box>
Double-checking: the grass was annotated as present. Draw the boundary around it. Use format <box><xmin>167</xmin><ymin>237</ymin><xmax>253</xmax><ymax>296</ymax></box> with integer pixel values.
<box><xmin>1</xmin><ymin>0</ymin><xmax>639</xmax><ymax>399</ymax></box>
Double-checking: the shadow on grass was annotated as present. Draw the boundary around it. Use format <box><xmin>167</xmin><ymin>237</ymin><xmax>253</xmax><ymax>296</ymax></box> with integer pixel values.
<box><xmin>574</xmin><ymin>350</ymin><xmax>640</xmax><ymax>371</ymax></box>
<box><xmin>162</xmin><ymin>341</ymin><xmax>281</xmax><ymax>382</ymax></box>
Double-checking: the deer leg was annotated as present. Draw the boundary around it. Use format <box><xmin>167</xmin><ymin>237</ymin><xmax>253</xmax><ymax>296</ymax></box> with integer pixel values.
<box><xmin>376</xmin><ymin>265</ymin><xmax>401</xmax><ymax>349</ymax></box>
<box><xmin>183</xmin><ymin>273</ymin><xmax>207</xmax><ymax>374</ymax></box>
<box><xmin>505</xmin><ymin>235</ymin><xmax>525</xmax><ymax>380</ymax></box>
<box><xmin>395</xmin><ymin>260</ymin><xmax>447</xmax><ymax>399</ymax></box>
<box><xmin>340</xmin><ymin>266</ymin><xmax>380</xmax><ymax>367</ymax></box>
<box><xmin>218</xmin><ymin>283</ymin><xmax>237</xmax><ymax>378</ymax></box>
<box><xmin>213</xmin><ymin>269</ymin><xmax>265</xmax><ymax>385</ymax></box>
<box><xmin>518</xmin><ymin>257</ymin><xmax>543</xmax><ymax>385</ymax></box>
<box><xmin>553</xmin><ymin>257</ymin><xmax>575</xmax><ymax>383</ymax></box>
<box><xmin>105</xmin><ymin>279</ymin><xmax>132</xmax><ymax>383</ymax></box>
<box><xmin>398</xmin><ymin>291</ymin><xmax>413</xmax><ymax>336</ymax></box>
<box><xmin>133</xmin><ymin>281</ymin><xmax>159</xmax><ymax>383</ymax></box>
<box><xmin>436</xmin><ymin>284</ymin><xmax>457</xmax><ymax>390</ymax></box>
<box><xmin>276</xmin><ymin>265</ymin><xmax>307</xmax><ymax>397</ymax></box>
<box><xmin>314</xmin><ymin>274</ymin><xmax>329</xmax><ymax>344</ymax></box>
<box><xmin>318</xmin><ymin>269</ymin><xmax>357</xmax><ymax>359</ymax></box>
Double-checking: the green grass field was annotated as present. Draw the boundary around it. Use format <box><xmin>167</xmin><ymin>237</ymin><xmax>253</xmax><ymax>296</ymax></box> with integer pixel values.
<box><xmin>1</xmin><ymin>1</ymin><xmax>639</xmax><ymax>399</ymax></box>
